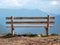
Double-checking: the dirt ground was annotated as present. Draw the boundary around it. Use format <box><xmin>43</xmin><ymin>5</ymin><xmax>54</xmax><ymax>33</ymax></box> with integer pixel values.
<box><xmin>0</xmin><ymin>34</ymin><xmax>60</xmax><ymax>45</ymax></box>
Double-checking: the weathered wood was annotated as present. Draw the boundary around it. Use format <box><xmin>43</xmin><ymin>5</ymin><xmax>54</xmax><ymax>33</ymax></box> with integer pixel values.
<box><xmin>6</xmin><ymin>17</ymin><xmax>55</xmax><ymax>20</ymax></box>
<box><xmin>46</xmin><ymin>15</ymin><xmax>50</xmax><ymax>36</ymax></box>
<box><xmin>47</xmin><ymin>15</ymin><xmax>50</xmax><ymax>27</ymax></box>
<box><xmin>45</xmin><ymin>27</ymin><xmax>49</xmax><ymax>36</ymax></box>
<box><xmin>6</xmin><ymin>26</ymin><xmax>54</xmax><ymax>28</ymax></box>
<box><xmin>11</xmin><ymin>16</ymin><xmax>14</xmax><ymax>36</ymax></box>
<box><xmin>6</xmin><ymin>21</ymin><xmax>54</xmax><ymax>24</ymax></box>
<box><xmin>6</xmin><ymin>15</ymin><xmax>55</xmax><ymax>36</ymax></box>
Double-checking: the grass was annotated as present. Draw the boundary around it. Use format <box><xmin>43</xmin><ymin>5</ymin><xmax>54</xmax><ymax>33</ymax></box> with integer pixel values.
<box><xmin>2</xmin><ymin>33</ymin><xmax>38</xmax><ymax>38</ymax></box>
<box><xmin>50</xmin><ymin>33</ymin><xmax>59</xmax><ymax>36</ymax></box>
<box><xmin>2</xmin><ymin>33</ymin><xmax>59</xmax><ymax>38</ymax></box>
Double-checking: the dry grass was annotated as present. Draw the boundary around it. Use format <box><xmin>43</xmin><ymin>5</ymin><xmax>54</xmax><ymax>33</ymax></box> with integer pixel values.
<box><xmin>0</xmin><ymin>34</ymin><xmax>60</xmax><ymax>45</ymax></box>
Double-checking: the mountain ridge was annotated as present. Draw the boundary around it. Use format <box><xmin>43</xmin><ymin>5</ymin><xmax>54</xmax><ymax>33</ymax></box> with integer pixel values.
<box><xmin>0</xmin><ymin>9</ymin><xmax>60</xmax><ymax>34</ymax></box>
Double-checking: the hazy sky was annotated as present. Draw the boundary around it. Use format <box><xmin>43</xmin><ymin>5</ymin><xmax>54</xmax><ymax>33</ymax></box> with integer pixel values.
<box><xmin>0</xmin><ymin>0</ymin><xmax>60</xmax><ymax>34</ymax></box>
<box><xmin>0</xmin><ymin>0</ymin><xmax>60</xmax><ymax>15</ymax></box>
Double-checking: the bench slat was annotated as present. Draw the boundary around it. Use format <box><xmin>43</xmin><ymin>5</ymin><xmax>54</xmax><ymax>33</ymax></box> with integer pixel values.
<box><xmin>6</xmin><ymin>15</ymin><xmax>55</xmax><ymax>36</ymax></box>
<box><xmin>6</xmin><ymin>21</ymin><xmax>54</xmax><ymax>24</ymax></box>
<box><xmin>6</xmin><ymin>26</ymin><xmax>54</xmax><ymax>28</ymax></box>
<box><xmin>6</xmin><ymin>17</ymin><xmax>55</xmax><ymax>19</ymax></box>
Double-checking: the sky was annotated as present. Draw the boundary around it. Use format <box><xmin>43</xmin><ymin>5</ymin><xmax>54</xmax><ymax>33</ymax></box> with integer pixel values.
<box><xmin>0</xmin><ymin>0</ymin><xmax>60</xmax><ymax>15</ymax></box>
<box><xmin>0</xmin><ymin>0</ymin><xmax>60</xmax><ymax>34</ymax></box>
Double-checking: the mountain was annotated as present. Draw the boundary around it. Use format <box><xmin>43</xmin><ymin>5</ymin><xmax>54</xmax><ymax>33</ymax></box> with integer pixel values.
<box><xmin>0</xmin><ymin>9</ymin><xmax>48</xmax><ymax>16</ymax></box>
<box><xmin>0</xmin><ymin>9</ymin><xmax>48</xmax><ymax>34</ymax></box>
<box><xmin>52</xmin><ymin>15</ymin><xmax>60</xmax><ymax>34</ymax></box>
<box><xmin>0</xmin><ymin>9</ymin><xmax>60</xmax><ymax>34</ymax></box>
<box><xmin>0</xmin><ymin>9</ymin><xmax>48</xmax><ymax>26</ymax></box>
<box><xmin>15</xmin><ymin>15</ymin><xmax>60</xmax><ymax>34</ymax></box>
<box><xmin>48</xmin><ymin>15</ymin><xmax>60</xmax><ymax>34</ymax></box>
<box><xmin>0</xmin><ymin>24</ymin><xmax>10</xmax><ymax>34</ymax></box>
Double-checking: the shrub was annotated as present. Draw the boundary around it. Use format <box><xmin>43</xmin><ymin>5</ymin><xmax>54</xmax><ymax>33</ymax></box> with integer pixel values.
<box><xmin>50</xmin><ymin>34</ymin><xmax>59</xmax><ymax>36</ymax></box>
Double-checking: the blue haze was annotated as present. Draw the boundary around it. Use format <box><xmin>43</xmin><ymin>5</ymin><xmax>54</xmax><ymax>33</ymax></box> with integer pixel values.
<box><xmin>0</xmin><ymin>9</ymin><xmax>60</xmax><ymax>34</ymax></box>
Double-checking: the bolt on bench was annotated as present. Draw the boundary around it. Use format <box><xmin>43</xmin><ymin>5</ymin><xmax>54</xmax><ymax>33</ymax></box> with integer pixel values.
<box><xmin>6</xmin><ymin>15</ymin><xmax>55</xmax><ymax>36</ymax></box>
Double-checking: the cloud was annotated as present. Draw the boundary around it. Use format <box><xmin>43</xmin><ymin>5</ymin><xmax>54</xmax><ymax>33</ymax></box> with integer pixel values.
<box><xmin>0</xmin><ymin>0</ymin><xmax>60</xmax><ymax>15</ymax></box>
<box><xmin>0</xmin><ymin>0</ymin><xmax>39</xmax><ymax>8</ymax></box>
<box><xmin>0</xmin><ymin>0</ymin><xmax>27</xmax><ymax>8</ymax></box>
<box><xmin>0</xmin><ymin>0</ymin><xmax>60</xmax><ymax>9</ymax></box>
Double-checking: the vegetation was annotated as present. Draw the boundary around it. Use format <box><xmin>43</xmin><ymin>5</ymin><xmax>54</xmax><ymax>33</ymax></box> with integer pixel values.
<box><xmin>50</xmin><ymin>33</ymin><xmax>59</xmax><ymax>36</ymax></box>
<box><xmin>2</xmin><ymin>33</ymin><xmax>38</xmax><ymax>38</ymax></box>
<box><xmin>2</xmin><ymin>33</ymin><xmax>59</xmax><ymax>38</ymax></box>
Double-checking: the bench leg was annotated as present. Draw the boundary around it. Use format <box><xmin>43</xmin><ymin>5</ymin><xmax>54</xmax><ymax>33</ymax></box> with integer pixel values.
<box><xmin>11</xmin><ymin>28</ymin><xmax>14</xmax><ymax>36</ymax></box>
<box><xmin>45</xmin><ymin>27</ymin><xmax>48</xmax><ymax>36</ymax></box>
<box><xmin>11</xmin><ymin>30</ymin><xmax>14</xmax><ymax>36</ymax></box>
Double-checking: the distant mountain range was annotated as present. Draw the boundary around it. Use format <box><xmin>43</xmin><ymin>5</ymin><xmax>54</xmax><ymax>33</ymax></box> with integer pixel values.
<box><xmin>0</xmin><ymin>9</ymin><xmax>48</xmax><ymax>16</ymax></box>
<box><xmin>0</xmin><ymin>9</ymin><xmax>60</xmax><ymax>34</ymax></box>
<box><xmin>0</xmin><ymin>24</ymin><xmax>10</xmax><ymax>34</ymax></box>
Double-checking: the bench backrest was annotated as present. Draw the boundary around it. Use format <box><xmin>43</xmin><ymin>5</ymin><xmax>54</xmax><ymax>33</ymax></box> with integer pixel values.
<box><xmin>6</xmin><ymin>15</ymin><xmax>55</xmax><ymax>36</ymax></box>
<box><xmin>6</xmin><ymin>15</ymin><xmax>54</xmax><ymax>28</ymax></box>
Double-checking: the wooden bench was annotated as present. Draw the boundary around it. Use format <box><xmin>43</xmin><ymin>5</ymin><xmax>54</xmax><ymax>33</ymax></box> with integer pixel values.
<box><xmin>6</xmin><ymin>15</ymin><xmax>55</xmax><ymax>36</ymax></box>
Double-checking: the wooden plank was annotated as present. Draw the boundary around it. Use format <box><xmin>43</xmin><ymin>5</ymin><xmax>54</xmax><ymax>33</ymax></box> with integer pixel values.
<box><xmin>47</xmin><ymin>15</ymin><xmax>50</xmax><ymax>27</ymax></box>
<box><xmin>11</xmin><ymin>16</ymin><xmax>14</xmax><ymax>36</ymax></box>
<box><xmin>6</xmin><ymin>17</ymin><xmax>55</xmax><ymax>19</ymax></box>
<box><xmin>6</xmin><ymin>26</ymin><xmax>54</xmax><ymax>28</ymax></box>
<box><xmin>50</xmin><ymin>17</ymin><xmax>55</xmax><ymax>19</ymax></box>
<box><xmin>46</xmin><ymin>15</ymin><xmax>50</xmax><ymax>36</ymax></box>
<box><xmin>6</xmin><ymin>21</ymin><xmax>54</xmax><ymax>24</ymax></box>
